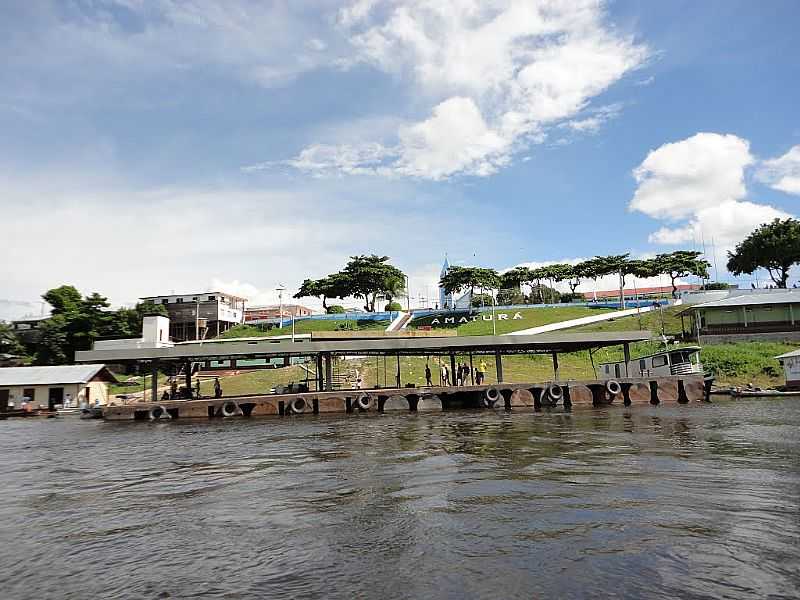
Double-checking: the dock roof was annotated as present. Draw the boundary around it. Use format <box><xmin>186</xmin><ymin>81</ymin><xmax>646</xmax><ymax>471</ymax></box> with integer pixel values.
<box><xmin>75</xmin><ymin>331</ymin><xmax>654</xmax><ymax>364</ymax></box>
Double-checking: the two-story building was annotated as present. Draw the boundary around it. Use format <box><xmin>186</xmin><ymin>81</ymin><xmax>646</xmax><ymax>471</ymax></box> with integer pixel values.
<box><xmin>139</xmin><ymin>292</ymin><xmax>246</xmax><ymax>341</ymax></box>
<box><xmin>244</xmin><ymin>304</ymin><xmax>313</xmax><ymax>323</ymax></box>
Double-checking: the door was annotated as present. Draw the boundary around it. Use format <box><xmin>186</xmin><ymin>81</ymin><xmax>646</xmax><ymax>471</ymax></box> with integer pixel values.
<box><xmin>0</xmin><ymin>390</ymin><xmax>8</xmax><ymax>412</ymax></box>
<box><xmin>48</xmin><ymin>387</ymin><xmax>64</xmax><ymax>411</ymax></box>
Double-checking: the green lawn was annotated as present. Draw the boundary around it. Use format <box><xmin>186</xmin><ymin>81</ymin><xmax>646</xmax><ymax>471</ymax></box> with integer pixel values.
<box><xmin>567</xmin><ymin>305</ymin><xmax>684</xmax><ymax>337</ymax></box>
<box><xmin>408</xmin><ymin>306</ymin><xmax>615</xmax><ymax>336</ymax></box>
<box><xmin>218</xmin><ymin>319</ymin><xmax>390</xmax><ymax>339</ymax></box>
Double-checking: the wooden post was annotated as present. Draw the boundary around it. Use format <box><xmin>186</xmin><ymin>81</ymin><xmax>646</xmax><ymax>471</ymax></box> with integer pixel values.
<box><xmin>742</xmin><ymin>306</ymin><xmax>748</xmax><ymax>327</ymax></box>
<box><xmin>623</xmin><ymin>343</ymin><xmax>630</xmax><ymax>378</ymax></box>
<box><xmin>552</xmin><ymin>352</ymin><xmax>559</xmax><ymax>381</ymax></box>
<box><xmin>396</xmin><ymin>354</ymin><xmax>401</xmax><ymax>388</ymax></box>
<box><xmin>469</xmin><ymin>353</ymin><xmax>474</xmax><ymax>385</ymax></box>
<box><xmin>791</xmin><ymin>304</ymin><xmax>795</xmax><ymax>326</ymax></box>
<box><xmin>450</xmin><ymin>353</ymin><xmax>456</xmax><ymax>386</ymax></box>
<box><xmin>324</xmin><ymin>353</ymin><xmax>333</xmax><ymax>391</ymax></box>
<box><xmin>495</xmin><ymin>351</ymin><xmax>504</xmax><ymax>383</ymax></box>
<box><xmin>150</xmin><ymin>360</ymin><xmax>159</xmax><ymax>404</ymax></box>
<box><xmin>316</xmin><ymin>354</ymin><xmax>324</xmax><ymax>391</ymax></box>
<box><xmin>184</xmin><ymin>360</ymin><xmax>192</xmax><ymax>397</ymax></box>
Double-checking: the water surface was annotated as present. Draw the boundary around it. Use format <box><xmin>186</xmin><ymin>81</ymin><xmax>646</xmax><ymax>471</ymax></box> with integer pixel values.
<box><xmin>1</xmin><ymin>399</ymin><xmax>798</xmax><ymax>599</ymax></box>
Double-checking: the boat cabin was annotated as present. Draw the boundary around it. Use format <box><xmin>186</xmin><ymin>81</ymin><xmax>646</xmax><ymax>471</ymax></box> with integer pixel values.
<box><xmin>599</xmin><ymin>346</ymin><xmax>703</xmax><ymax>379</ymax></box>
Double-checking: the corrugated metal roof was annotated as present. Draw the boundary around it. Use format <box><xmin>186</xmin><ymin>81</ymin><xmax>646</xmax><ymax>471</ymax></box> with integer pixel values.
<box><xmin>0</xmin><ymin>364</ymin><xmax>110</xmax><ymax>386</ymax></box>
<box><xmin>75</xmin><ymin>331</ymin><xmax>654</xmax><ymax>363</ymax></box>
<box><xmin>679</xmin><ymin>290</ymin><xmax>800</xmax><ymax>313</ymax></box>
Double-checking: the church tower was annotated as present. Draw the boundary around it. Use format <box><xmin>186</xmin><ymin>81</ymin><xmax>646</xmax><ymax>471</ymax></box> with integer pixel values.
<box><xmin>439</xmin><ymin>256</ymin><xmax>453</xmax><ymax>310</ymax></box>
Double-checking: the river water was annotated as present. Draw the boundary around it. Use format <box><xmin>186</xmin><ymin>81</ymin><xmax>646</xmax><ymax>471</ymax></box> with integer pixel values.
<box><xmin>1</xmin><ymin>399</ymin><xmax>798</xmax><ymax>599</ymax></box>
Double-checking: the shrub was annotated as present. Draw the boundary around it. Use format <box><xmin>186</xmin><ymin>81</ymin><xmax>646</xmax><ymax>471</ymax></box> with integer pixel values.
<box><xmin>327</xmin><ymin>305</ymin><xmax>345</xmax><ymax>314</ymax></box>
<box><xmin>560</xmin><ymin>293</ymin><xmax>585</xmax><ymax>303</ymax></box>
<box><xmin>496</xmin><ymin>289</ymin><xmax>525</xmax><ymax>305</ymax></box>
<box><xmin>471</xmin><ymin>293</ymin><xmax>494</xmax><ymax>308</ymax></box>
<box><xmin>385</xmin><ymin>302</ymin><xmax>403</xmax><ymax>311</ymax></box>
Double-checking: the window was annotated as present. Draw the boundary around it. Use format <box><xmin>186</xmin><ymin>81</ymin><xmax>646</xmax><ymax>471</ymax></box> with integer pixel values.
<box><xmin>23</xmin><ymin>388</ymin><xmax>35</xmax><ymax>402</ymax></box>
<box><xmin>161</xmin><ymin>299</ymin><xmax>169</xmax><ymax>304</ymax></box>
<box><xmin>614</xmin><ymin>364</ymin><xmax>620</xmax><ymax>378</ymax></box>
<box><xmin>652</xmin><ymin>355</ymin><xmax>667</xmax><ymax>368</ymax></box>
<box><xmin>639</xmin><ymin>359</ymin><xmax>646</xmax><ymax>371</ymax></box>
<box><xmin>176</xmin><ymin>298</ymin><xmax>184</xmax><ymax>303</ymax></box>
<box><xmin>207</xmin><ymin>296</ymin><xmax>216</xmax><ymax>301</ymax></box>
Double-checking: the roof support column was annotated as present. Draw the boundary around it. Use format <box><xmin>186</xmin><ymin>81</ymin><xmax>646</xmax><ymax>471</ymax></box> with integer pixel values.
<box><xmin>742</xmin><ymin>306</ymin><xmax>748</xmax><ymax>327</ymax></box>
<box><xmin>184</xmin><ymin>360</ymin><xmax>192</xmax><ymax>398</ymax></box>
<box><xmin>450</xmin><ymin>353</ymin><xmax>456</xmax><ymax>387</ymax></box>
<box><xmin>469</xmin><ymin>353</ymin><xmax>474</xmax><ymax>385</ymax></box>
<box><xmin>791</xmin><ymin>304</ymin><xmax>795</xmax><ymax>326</ymax></box>
<box><xmin>623</xmin><ymin>343</ymin><xmax>630</xmax><ymax>378</ymax></box>
<box><xmin>551</xmin><ymin>352</ymin><xmax>559</xmax><ymax>381</ymax></box>
<box><xmin>324</xmin><ymin>353</ymin><xmax>333</xmax><ymax>392</ymax></box>
<box><xmin>495</xmin><ymin>351</ymin><xmax>504</xmax><ymax>383</ymax></box>
<box><xmin>150</xmin><ymin>360</ymin><xmax>159</xmax><ymax>404</ymax></box>
<box><xmin>316</xmin><ymin>354</ymin><xmax>324</xmax><ymax>392</ymax></box>
<box><xmin>396</xmin><ymin>355</ymin><xmax>401</xmax><ymax>388</ymax></box>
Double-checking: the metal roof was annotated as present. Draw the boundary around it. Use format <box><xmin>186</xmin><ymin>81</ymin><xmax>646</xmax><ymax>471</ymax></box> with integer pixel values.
<box><xmin>678</xmin><ymin>290</ymin><xmax>800</xmax><ymax>314</ymax></box>
<box><xmin>75</xmin><ymin>331</ymin><xmax>654</xmax><ymax>364</ymax></box>
<box><xmin>0</xmin><ymin>364</ymin><xmax>114</xmax><ymax>386</ymax></box>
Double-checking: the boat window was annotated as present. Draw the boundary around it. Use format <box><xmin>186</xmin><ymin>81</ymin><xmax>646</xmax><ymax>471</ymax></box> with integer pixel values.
<box><xmin>614</xmin><ymin>364</ymin><xmax>620</xmax><ymax>378</ymax></box>
<box><xmin>652</xmin><ymin>355</ymin><xmax>667</xmax><ymax>368</ymax></box>
<box><xmin>639</xmin><ymin>359</ymin><xmax>646</xmax><ymax>371</ymax></box>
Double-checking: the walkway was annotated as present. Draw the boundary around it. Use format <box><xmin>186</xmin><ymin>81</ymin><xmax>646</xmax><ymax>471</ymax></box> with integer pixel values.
<box><xmin>505</xmin><ymin>305</ymin><xmax>656</xmax><ymax>336</ymax></box>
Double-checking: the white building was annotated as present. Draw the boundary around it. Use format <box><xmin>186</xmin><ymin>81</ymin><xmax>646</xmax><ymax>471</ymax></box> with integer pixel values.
<box><xmin>0</xmin><ymin>364</ymin><xmax>116</xmax><ymax>411</ymax></box>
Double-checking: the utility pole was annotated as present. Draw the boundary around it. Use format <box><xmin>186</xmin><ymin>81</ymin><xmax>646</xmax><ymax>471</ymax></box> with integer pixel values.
<box><xmin>276</xmin><ymin>284</ymin><xmax>285</xmax><ymax>329</ymax></box>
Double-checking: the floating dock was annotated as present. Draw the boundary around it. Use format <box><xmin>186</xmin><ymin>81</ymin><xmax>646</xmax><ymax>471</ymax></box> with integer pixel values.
<box><xmin>103</xmin><ymin>374</ymin><xmax>709</xmax><ymax>421</ymax></box>
<box><xmin>76</xmin><ymin>325</ymin><xmax>710</xmax><ymax>422</ymax></box>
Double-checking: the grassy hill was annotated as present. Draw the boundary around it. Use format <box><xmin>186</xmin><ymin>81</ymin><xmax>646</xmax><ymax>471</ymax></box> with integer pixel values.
<box><xmin>218</xmin><ymin>318</ymin><xmax>390</xmax><ymax>339</ymax></box>
<box><xmin>410</xmin><ymin>305</ymin><xmax>615</xmax><ymax>336</ymax></box>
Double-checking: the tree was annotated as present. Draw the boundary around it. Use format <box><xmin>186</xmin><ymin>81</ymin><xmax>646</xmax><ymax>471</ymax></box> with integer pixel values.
<box><xmin>727</xmin><ymin>218</ymin><xmax>800</xmax><ymax>288</ymax></box>
<box><xmin>439</xmin><ymin>266</ymin><xmax>501</xmax><ymax>304</ymax></box>
<box><xmin>43</xmin><ymin>285</ymin><xmax>82</xmax><ymax>315</ymax></box>
<box><xmin>540</xmin><ymin>263</ymin><xmax>573</xmax><ymax>303</ymax></box>
<box><xmin>0</xmin><ymin>322</ymin><xmax>23</xmax><ymax>355</ymax></box>
<box><xmin>500</xmin><ymin>267</ymin><xmax>531</xmax><ymax>292</ymax></box>
<box><xmin>340</xmin><ymin>255</ymin><xmax>406</xmax><ymax>312</ymax></box>
<box><xmin>654</xmin><ymin>250</ymin><xmax>710</xmax><ymax>297</ymax></box>
<box><xmin>294</xmin><ymin>274</ymin><xmax>350</xmax><ymax>311</ymax></box>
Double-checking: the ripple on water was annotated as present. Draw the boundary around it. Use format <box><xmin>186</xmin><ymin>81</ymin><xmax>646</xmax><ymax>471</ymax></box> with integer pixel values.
<box><xmin>0</xmin><ymin>400</ymin><xmax>798</xmax><ymax>599</ymax></box>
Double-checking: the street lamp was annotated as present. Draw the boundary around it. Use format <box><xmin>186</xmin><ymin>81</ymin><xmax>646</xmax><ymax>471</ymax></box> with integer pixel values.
<box><xmin>276</xmin><ymin>284</ymin><xmax>286</xmax><ymax>329</ymax></box>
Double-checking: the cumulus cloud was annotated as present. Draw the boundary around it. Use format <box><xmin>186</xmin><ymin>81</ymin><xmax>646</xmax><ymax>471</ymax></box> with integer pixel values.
<box><xmin>757</xmin><ymin>145</ymin><xmax>800</xmax><ymax>195</ymax></box>
<box><xmin>271</xmin><ymin>0</ymin><xmax>648</xmax><ymax>180</ymax></box>
<box><xmin>629</xmin><ymin>132</ymin><xmax>793</xmax><ymax>249</ymax></box>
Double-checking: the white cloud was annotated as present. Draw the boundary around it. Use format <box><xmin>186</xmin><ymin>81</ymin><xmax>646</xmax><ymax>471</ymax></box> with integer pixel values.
<box><xmin>757</xmin><ymin>145</ymin><xmax>800</xmax><ymax>195</ymax></box>
<box><xmin>648</xmin><ymin>200</ymin><xmax>791</xmax><ymax>246</ymax></box>
<box><xmin>561</xmin><ymin>103</ymin><xmax>623</xmax><ymax>134</ymax></box>
<box><xmin>630</xmin><ymin>132</ymin><xmax>794</xmax><ymax>250</ymax></box>
<box><xmin>274</xmin><ymin>0</ymin><xmax>647</xmax><ymax>180</ymax></box>
<box><xmin>630</xmin><ymin>132</ymin><xmax>753</xmax><ymax>220</ymax></box>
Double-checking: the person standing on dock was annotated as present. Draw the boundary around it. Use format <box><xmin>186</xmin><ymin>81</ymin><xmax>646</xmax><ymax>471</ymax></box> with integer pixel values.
<box><xmin>477</xmin><ymin>360</ymin><xmax>487</xmax><ymax>385</ymax></box>
<box><xmin>441</xmin><ymin>363</ymin><xmax>450</xmax><ymax>386</ymax></box>
<box><xmin>214</xmin><ymin>377</ymin><xmax>223</xmax><ymax>398</ymax></box>
<box><xmin>425</xmin><ymin>364</ymin><xmax>432</xmax><ymax>386</ymax></box>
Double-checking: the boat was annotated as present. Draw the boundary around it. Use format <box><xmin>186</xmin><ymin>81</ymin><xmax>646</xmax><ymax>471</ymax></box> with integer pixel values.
<box><xmin>80</xmin><ymin>406</ymin><xmax>104</xmax><ymax>419</ymax></box>
<box><xmin>729</xmin><ymin>388</ymin><xmax>800</xmax><ymax>397</ymax></box>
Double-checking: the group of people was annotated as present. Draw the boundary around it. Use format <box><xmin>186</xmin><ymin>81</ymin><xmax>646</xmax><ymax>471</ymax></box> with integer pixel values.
<box><xmin>161</xmin><ymin>377</ymin><xmax>223</xmax><ymax>401</ymax></box>
<box><xmin>425</xmin><ymin>359</ymin><xmax>487</xmax><ymax>387</ymax></box>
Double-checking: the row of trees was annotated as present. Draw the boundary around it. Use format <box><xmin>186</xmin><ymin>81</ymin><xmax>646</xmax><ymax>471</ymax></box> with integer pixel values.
<box><xmin>439</xmin><ymin>250</ymin><xmax>711</xmax><ymax>305</ymax></box>
<box><xmin>295</xmin><ymin>255</ymin><xmax>406</xmax><ymax>313</ymax></box>
<box><xmin>12</xmin><ymin>285</ymin><xmax>166</xmax><ymax>365</ymax></box>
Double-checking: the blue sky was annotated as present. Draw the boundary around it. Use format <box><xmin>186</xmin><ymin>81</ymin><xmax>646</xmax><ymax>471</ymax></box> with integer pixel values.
<box><xmin>2</xmin><ymin>0</ymin><xmax>799</xmax><ymax>319</ymax></box>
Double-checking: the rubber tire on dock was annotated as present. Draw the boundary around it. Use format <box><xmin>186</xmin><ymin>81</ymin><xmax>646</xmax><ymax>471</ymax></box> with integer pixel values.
<box><xmin>149</xmin><ymin>405</ymin><xmax>171</xmax><ymax>420</ymax></box>
<box><xmin>354</xmin><ymin>394</ymin><xmax>373</xmax><ymax>411</ymax></box>
<box><xmin>483</xmin><ymin>386</ymin><xmax>502</xmax><ymax>408</ymax></box>
<box><xmin>221</xmin><ymin>401</ymin><xmax>240</xmax><ymax>417</ymax></box>
<box><xmin>288</xmin><ymin>397</ymin><xmax>307</xmax><ymax>415</ymax></box>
